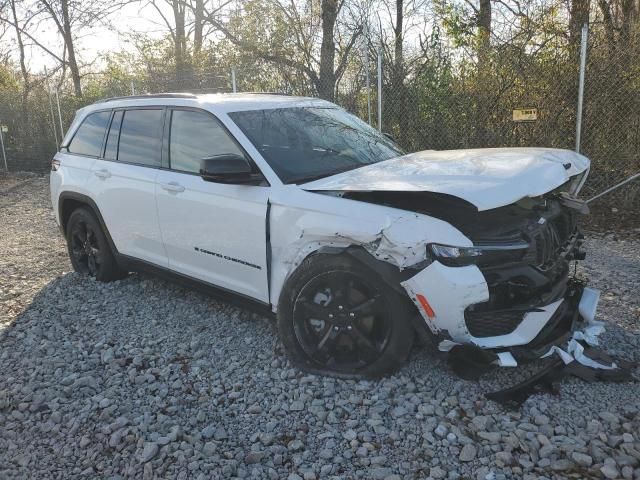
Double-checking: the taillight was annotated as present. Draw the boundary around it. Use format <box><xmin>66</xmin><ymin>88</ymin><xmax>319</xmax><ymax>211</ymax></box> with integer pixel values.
<box><xmin>51</xmin><ymin>159</ymin><xmax>61</xmax><ymax>171</ymax></box>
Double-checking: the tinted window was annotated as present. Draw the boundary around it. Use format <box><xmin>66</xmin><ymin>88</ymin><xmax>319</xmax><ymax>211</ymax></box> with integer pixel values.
<box><xmin>229</xmin><ymin>107</ymin><xmax>403</xmax><ymax>184</ymax></box>
<box><xmin>104</xmin><ymin>111</ymin><xmax>123</xmax><ymax>160</ymax></box>
<box><xmin>118</xmin><ymin>109</ymin><xmax>163</xmax><ymax>166</ymax></box>
<box><xmin>68</xmin><ymin>111</ymin><xmax>111</xmax><ymax>157</ymax></box>
<box><xmin>169</xmin><ymin>109</ymin><xmax>244</xmax><ymax>173</ymax></box>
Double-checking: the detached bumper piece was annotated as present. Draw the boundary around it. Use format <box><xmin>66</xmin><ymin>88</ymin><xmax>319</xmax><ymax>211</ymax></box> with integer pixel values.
<box><xmin>483</xmin><ymin>282</ymin><xmax>637</xmax><ymax>408</ymax></box>
<box><xmin>487</xmin><ymin>346</ymin><xmax>636</xmax><ymax>410</ymax></box>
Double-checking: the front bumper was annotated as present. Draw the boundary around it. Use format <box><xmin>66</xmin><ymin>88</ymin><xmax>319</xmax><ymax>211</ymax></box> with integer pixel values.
<box><xmin>401</xmin><ymin>261</ymin><xmax>600</xmax><ymax>360</ymax></box>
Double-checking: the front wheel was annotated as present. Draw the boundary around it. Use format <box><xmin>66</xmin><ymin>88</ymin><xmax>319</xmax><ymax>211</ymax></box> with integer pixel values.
<box><xmin>66</xmin><ymin>207</ymin><xmax>126</xmax><ymax>282</ymax></box>
<box><xmin>277</xmin><ymin>254</ymin><xmax>414</xmax><ymax>378</ymax></box>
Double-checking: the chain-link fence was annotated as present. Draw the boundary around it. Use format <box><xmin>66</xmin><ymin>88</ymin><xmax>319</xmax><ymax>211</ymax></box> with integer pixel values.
<box><xmin>0</xmin><ymin>24</ymin><xmax>638</xmax><ymax>213</ymax></box>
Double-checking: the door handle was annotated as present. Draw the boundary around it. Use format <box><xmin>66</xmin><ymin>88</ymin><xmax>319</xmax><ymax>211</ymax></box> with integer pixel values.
<box><xmin>94</xmin><ymin>169</ymin><xmax>111</xmax><ymax>179</ymax></box>
<box><xmin>160</xmin><ymin>181</ymin><xmax>185</xmax><ymax>193</ymax></box>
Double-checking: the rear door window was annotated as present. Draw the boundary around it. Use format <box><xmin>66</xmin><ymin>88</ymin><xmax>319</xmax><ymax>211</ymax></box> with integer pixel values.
<box><xmin>67</xmin><ymin>111</ymin><xmax>111</xmax><ymax>157</ymax></box>
<box><xmin>118</xmin><ymin>109</ymin><xmax>163</xmax><ymax>167</ymax></box>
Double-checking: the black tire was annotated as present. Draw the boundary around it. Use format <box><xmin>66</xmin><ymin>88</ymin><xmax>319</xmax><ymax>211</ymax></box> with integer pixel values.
<box><xmin>65</xmin><ymin>207</ymin><xmax>126</xmax><ymax>282</ymax></box>
<box><xmin>277</xmin><ymin>254</ymin><xmax>415</xmax><ymax>378</ymax></box>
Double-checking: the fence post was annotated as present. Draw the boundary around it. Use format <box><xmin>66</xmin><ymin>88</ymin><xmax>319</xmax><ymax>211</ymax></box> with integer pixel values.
<box><xmin>131</xmin><ymin>81</ymin><xmax>136</xmax><ymax>95</ymax></box>
<box><xmin>575</xmin><ymin>23</ymin><xmax>588</xmax><ymax>153</ymax></box>
<box><xmin>377</xmin><ymin>47</ymin><xmax>382</xmax><ymax>132</ymax></box>
<box><xmin>44</xmin><ymin>68</ymin><xmax>59</xmax><ymax>147</ymax></box>
<box><xmin>55</xmin><ymin>90</ymin><xmax>65</xmax><ymax>138</ymax></box>
<box><xmin>0</xmin><ymin>128</ymin><xmax>8</xmax><ymax>173</ymax></box>
<box><xmin>231</xmin><ymin>68</ymin><xmax>237</xmax><ymax>93</ymax></box>
<box><xmin>362</xmin><ymin>47</ymin><xmax>372</xmax><ymax>126</ymax></box>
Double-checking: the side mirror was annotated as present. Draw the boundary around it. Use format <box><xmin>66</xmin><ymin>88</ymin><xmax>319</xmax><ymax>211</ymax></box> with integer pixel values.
<box><xmin>199</xmin><ymin>154</ymin><xmax>261</xmax><ymax>185</ymax></box>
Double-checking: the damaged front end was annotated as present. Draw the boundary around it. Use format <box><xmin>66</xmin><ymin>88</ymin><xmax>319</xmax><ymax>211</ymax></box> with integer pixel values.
<box><xmin>346</xmin><ymin>189</ymin><xmax>602</xmax><ymax>368</ymax></box>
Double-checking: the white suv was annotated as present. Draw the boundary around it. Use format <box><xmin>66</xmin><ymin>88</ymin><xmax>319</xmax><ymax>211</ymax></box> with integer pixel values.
<box><xmin>51</xmin><ymin>93</ymin><xmax>600</xmax><ymax>377</ymax></box>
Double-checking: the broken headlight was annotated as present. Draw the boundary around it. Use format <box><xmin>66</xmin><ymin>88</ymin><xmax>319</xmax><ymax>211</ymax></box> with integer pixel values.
<box><xmin>428</xmin><ymin>242</ymin><xmax>529</xmax><ymax>267</ymax></box>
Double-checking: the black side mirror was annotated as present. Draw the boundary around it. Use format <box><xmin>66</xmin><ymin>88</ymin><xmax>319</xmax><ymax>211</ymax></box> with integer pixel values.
<box><xmin>199</xmin><ymin>154</ymin><xmax>262</xmax><ymax>185</ymax></box>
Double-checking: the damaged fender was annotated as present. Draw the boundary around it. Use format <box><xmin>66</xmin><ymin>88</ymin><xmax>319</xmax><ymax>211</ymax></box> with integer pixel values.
<box><xmin>267</xmin><ymin>186</ymin><xmax>473</xmax><ymax>309</ymax></box>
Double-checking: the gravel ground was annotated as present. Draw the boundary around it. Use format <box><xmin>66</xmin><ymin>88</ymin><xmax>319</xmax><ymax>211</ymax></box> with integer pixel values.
<box><xmin>1</xmin><ymin>174</ymin><xmax>639</xmax><ymax>480</ymax></box>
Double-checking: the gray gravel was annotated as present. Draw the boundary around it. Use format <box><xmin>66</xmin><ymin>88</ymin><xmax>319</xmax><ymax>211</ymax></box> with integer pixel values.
<box><xmin>1</xmin><ymin>174</ymin><xmax>640</xmax><ymax>480</ymax></box>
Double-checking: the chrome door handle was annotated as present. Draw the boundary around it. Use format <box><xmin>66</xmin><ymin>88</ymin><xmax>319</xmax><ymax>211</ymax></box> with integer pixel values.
<box><xmin>94</xmin><ymin>169</ymin><xmax>111</xmax><ymax>179</ymax></box>
<box><xmin>160</xmin><ymin>182</ymin><xmax>185</xmax><ymax>193</ymax></box>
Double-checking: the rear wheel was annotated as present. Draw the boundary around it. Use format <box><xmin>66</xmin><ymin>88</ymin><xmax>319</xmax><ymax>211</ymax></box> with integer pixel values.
<box><xmin>277</xmin><ymin>254</ymin><xmax>414</xmax><ymax>378</ymax></box>
<box><xmin>66</xmin><ymin>207</ymin><xmax>125</xmax><ymax>282</ymax></box>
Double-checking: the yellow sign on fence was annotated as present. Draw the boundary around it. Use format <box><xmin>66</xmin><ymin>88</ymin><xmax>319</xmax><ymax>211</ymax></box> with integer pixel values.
<box><xmin>513</xmin><ymin>108</ymin><xmax>538</xmax><ymax>122</ymax></box>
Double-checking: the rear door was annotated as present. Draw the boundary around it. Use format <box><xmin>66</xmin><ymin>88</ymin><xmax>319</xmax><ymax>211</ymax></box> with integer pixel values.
<box><xmin>86</xmin><ymin>108</ymin><xmax>168</xmax><ymax>267</ymax></box>
<box><xmin>155</xmin><ymin>108</ymin><xmax>270</xmax><ymax>302</ymax></box>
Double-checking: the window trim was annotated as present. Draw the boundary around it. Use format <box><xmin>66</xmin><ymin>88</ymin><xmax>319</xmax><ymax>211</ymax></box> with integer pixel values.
<box><xmin>65</xmin><ymin>108</ymin><xmax>113</xmax><ymax>159</ymax></box>
<box><xmin>166</xmin><ymin>106</ymin><xmax>270</xmax><ymax>185</ymax></box>
<box><xmin>101</xmin><ymin>110</ymin><xmax>121</xmax><ymax>160</ymax></box>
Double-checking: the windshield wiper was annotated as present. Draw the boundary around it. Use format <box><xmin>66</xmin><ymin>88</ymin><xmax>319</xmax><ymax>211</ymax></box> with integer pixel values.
<box><xmin>288</xmin><ymin>172</ymin><xmax>336</xmax><ymax>185</ymax></box>
<box><xmin>288</xmin><ymin>165</ymin><xmax>365</xmax><ymax>185</ymax></box>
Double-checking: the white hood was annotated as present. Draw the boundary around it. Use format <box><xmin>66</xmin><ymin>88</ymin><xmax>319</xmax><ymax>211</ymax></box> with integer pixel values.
<box><xmin>301</xmin><ymin>147</ymin><xmax>590</xmax><ymax>211</ymax></box>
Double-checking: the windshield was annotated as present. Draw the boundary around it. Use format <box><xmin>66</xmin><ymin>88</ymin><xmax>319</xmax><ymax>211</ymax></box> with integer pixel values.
<box><xmin>228</xmin><ymin>107</ymin><xmax>404</xmax><ymax>184</ymax></box>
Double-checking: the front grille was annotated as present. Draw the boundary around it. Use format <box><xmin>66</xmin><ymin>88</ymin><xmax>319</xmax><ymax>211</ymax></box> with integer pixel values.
<box><xmin>465</xmin><ymin>309</ymin><xmax>524</xmax><ymax>337</ymax></box>
<box><xmin>465</xmin><ymin>204</ymin><xmax>581</xmax><ymax>338</ymax></box>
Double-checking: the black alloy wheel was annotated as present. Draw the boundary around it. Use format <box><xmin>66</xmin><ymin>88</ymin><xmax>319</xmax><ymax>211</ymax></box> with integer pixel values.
<box><xmin>69</xmin><ymin>220</ymin><xmax>102</xmax><ymax>276</ymax></box>
<box><xmin>66</xmin><ymin>207</ymin><xmax>126</xmax><ymax>282</ymax></box>
<box><xmin>293</xmin><ymin>271</ymin><xmax>392</xmax><ymax>372</ymax></box>
<box><xmin>277</xmin><ymin>254</ymin><xmax>414</xmax><ymax>378</ymax></box>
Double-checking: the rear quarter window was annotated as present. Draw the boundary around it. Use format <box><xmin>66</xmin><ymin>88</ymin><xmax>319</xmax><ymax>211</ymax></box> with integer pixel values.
<box><xmin>67</xmin><ymin>111</ymin><xmax>111</xmax><ymax>157</ymax></box>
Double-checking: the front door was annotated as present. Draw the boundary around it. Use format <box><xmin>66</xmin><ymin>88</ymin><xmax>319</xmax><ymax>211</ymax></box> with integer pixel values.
<box><xmin>155</xmin><ymin>108</ymin><xmax>270</xmax><ymax>302</ymax></box>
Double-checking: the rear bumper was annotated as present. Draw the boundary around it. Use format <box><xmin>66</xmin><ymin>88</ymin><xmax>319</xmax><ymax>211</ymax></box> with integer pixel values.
<box><xmin>401</xmin><ymin>261</ymin><xmax>599</xmax><ymax>357</ymax></box>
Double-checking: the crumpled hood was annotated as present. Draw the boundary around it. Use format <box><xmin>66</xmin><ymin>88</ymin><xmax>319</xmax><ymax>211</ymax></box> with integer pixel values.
<box><xmin>301</xmin><ymin>147</ymin><xmax>590</xmax><ymax>211</ymax></box>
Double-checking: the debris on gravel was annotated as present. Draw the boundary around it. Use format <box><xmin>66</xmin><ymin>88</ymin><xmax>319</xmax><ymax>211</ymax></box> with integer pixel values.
<box><xmin>1</xmin><ymin>175</ymin><xmax>639</xmax><ymax>479</ymax></box>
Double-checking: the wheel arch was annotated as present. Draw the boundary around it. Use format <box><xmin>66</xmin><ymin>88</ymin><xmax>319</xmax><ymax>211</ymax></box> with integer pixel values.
<box><xmin>274</xmin><ymin>244</ymin><xmax>433</xmax><ymax>343</ymax></box>
<box><xmin>58</xmin><ymin>191</ymin><xmax>119</xmax><ymax>255</ymax></box>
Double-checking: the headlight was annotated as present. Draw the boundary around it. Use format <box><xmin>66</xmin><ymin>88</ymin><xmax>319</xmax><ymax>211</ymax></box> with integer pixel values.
<box><xmin>428</xmin><ymin>242</ymin><xmax>529</xmax><ymax>267</ymax></box>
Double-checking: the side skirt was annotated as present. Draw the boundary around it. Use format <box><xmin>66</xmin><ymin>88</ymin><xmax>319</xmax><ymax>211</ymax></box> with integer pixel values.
<box><xmin>116</xmin><ymin>253</ymin><xmax>274</xmax><ymax>319</ymax></box>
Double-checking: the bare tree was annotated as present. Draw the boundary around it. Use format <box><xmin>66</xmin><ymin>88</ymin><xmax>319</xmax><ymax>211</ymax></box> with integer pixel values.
<box><xmin>34</xmin><ymin>0</ymin><xmax>125</xmax><ymax>97</ymax></box>
<box><xmin>9</xmin><ymin>0</ymin><xmax>30</xmax><ymax>119</ymax></box>
<box><xmin>201</xmin><ymin>0</ymin><xmax>364</xmax><ymax>100</ymax></box>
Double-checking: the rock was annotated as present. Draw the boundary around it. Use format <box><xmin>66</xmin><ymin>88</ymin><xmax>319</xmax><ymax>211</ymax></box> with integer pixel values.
<box><xmin>213</xmin><ymin>427</ymin><xmax>227</xmax><ymax>441</ymax></box>
<box><xmin>343</xmin><ymin>429</ymin><xmax>357</xmax><ymax>441</ymax></box>
<box><xmin>288</xmin><ymin>439</ymin><xmax>304</xmax><ymax>452</ymax></box>
<box><xmin>572</xmin><ymin>452</ymin><xmax>593</xmax><ymax>467</ymax></box>
<box><xmin>478</xmin><ymin>431</ymin><xmax>501</xmax><ymax>443</ymax></box>
<box><xmin>430</xmin><ymin>466</ymin><xmax>447</xmax><ymax>479</ymax></box>
<box><xmin>140</xmin><ymin>443</ymin><xmax>159</xmax><ymax>463</ymax></box>
<box><xmin>201</xmin><ymin>424</ymin><xmax>216</xmax><ymax>439</ymax></box>
<box><xmin>202</xmin><ymin>442</ymin><xmax>216</xmax><ymax>457</ymax></box>
<box><xmin>459</xmin><ymin>444</ymin><xmax>477</xmax><ymax>462</ymax></box>
<box><xmin>600</xmin><ymin>464</ymin><xmax>620</xmax><ymax>479</ymax></box>
<box><xmin>550</xmin><ymin>459</ymin><xmax>573</xmax><ymax>471</ymax></box>
<box><xmin>434</xmin><ymin>424</ymin><xmax>448</xmax><ymax>438</ymax></box>
<box><xmin>245</xmin><ymin>451</ymin><xmax>265</xmax><ymax>464</ymax></box>
<box><xmin>495</xmin><ymin>452</ymin><xmax>514</xmax><ymax>466</ymax></box>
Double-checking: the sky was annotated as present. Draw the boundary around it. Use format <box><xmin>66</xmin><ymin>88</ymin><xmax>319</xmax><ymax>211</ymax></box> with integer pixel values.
<box><xmin>10</xmin><ymin>2</ymin><xmax>171</xmax><ymax>73</ymax></box>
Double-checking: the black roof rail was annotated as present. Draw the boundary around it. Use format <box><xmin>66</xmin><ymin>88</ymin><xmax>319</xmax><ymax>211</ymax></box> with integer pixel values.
<box><xmin>95</xmin><ymin>93</ymin><xmax>198</xmax><ymax>104</ymax></box>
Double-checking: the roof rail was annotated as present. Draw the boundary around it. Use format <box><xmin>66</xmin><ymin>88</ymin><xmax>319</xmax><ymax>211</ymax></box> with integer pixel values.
<box><xmin>95</xmin><ymin>93</ymin><xmax>198</xmax><ymax>104</ymax></box>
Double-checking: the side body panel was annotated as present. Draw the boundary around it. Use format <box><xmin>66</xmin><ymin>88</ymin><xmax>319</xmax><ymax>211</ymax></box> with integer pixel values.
<box><xmin>50</xmin><ymin>152</ymin><xmax>97</xmax><ymax>226</ymax></box>
<box><xmin>155</xmin><ymin>170</ymin><xmax>270</xmax><ymax>301</ymax></box>
<box><xmin>86</xmin><ymin>159</ymin><xmax>167</xmax><ymax>267</ymax></box>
